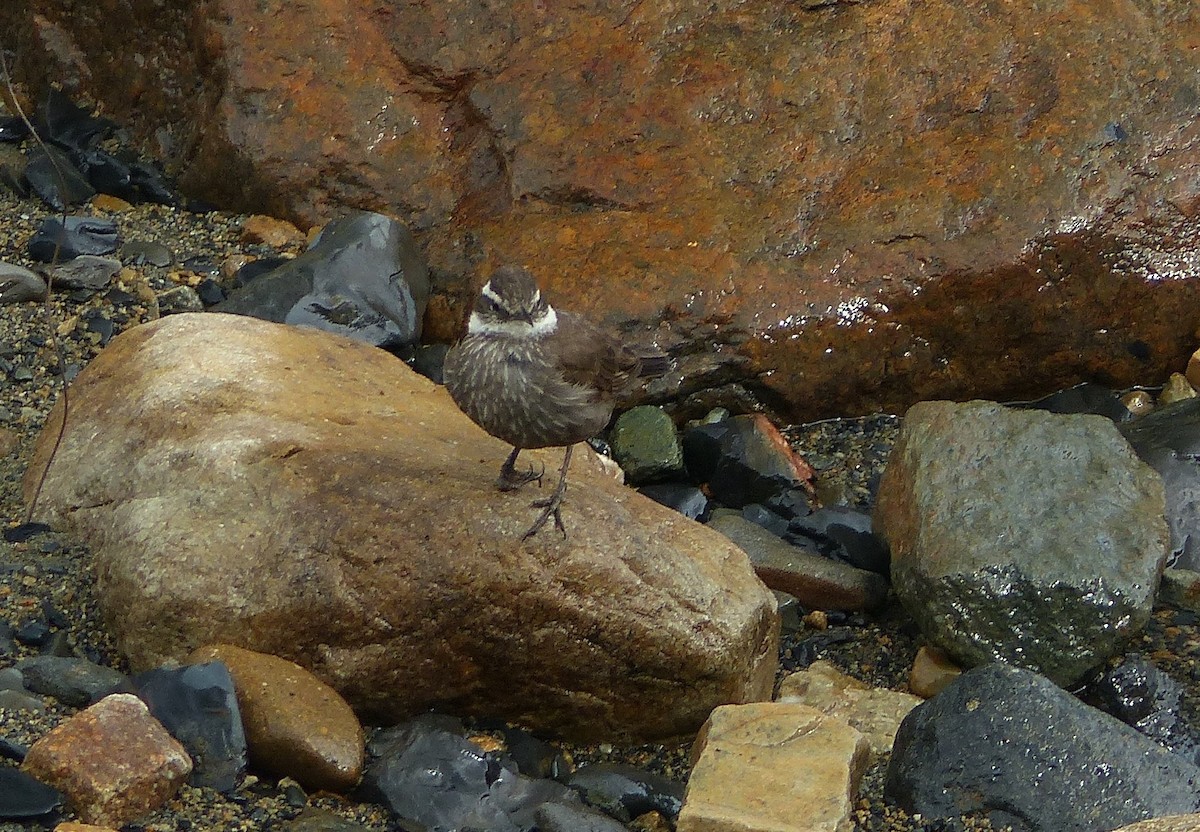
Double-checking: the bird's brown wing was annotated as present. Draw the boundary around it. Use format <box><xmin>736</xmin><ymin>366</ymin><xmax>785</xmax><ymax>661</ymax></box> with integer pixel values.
<box><xmin>553</xmin><ymin>312</ymin><xmax>641</xmax><ymax>397</ymax></box>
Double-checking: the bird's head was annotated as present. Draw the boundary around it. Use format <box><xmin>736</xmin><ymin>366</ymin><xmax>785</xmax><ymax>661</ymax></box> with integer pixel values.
<box><xmin>467</xmin><ymin>266</ymin><xmax>558</xmax><ymax>337</ymax></box>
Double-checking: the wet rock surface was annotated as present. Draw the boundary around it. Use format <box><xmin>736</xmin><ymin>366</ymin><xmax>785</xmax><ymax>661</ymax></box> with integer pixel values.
<box><xmin>7</xmin><ymin>2</ymin><xmax>1200</xmax><ymax>419</ymax></box>
<box><xmin>878</xmin><ymin>399</ymin><xmax>1170</xmax><ymax>686</ymax></box>
<box><xmin>886</xmin><ymin>664</ymin><xmax>1200</xmax><ymax>832</ymax></box>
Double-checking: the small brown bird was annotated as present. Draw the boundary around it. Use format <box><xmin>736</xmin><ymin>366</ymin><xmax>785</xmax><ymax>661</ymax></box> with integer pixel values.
<box><xmin>443</xmin><ymin>266</ymin><xmax>663</xmax><ymax>540</ymax></box>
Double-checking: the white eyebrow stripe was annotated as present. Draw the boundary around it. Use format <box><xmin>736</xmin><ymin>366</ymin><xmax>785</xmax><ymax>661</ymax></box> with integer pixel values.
<box><xmin>481</xmin><ymin>282</ymin><xmax>502</xmax><ymax>305</ymax></box>
<box><xmin>532</xmin><ymin>289</ymin><xmax>541</xmax><ymax>305</ymax></box>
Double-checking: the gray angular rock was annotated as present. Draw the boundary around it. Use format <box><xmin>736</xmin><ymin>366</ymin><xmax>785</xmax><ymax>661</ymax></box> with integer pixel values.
<box><xmin>216</xmin><ymin>211</ymin><xmax>429</xmax><ymax>347</ymax></box>
<box><xmin>17</xmin><ymin>655</ymin><xmax>127</xmax><ymax>707</ymax></box>
<box><xmin>23</xmin><ymin>313</ymin><xmax>777</xmax><ymax>742</ymax></box>
<box><xmin>49</xmin><ymin>255</ymin><xmax>121</xmax><ymax>290</ymax></box>
<box><xmin>0</xmin><ymin>262</ymin><xmax>46</xmax><ymax>303</ymax></box>
<box><xmin>1122</xmin><ymin>397</ymin><xmax>1200</xmax><ymax>571</ymax></box>
<box><xmin>886</xmin><ymin>663</ymin><xmax>1200</xmax><ymax>832</ymax></box>
<box><xmin>876</xmin><ymin>400</ymin><xmax>1169</xmax><ymax>686</ymax></box>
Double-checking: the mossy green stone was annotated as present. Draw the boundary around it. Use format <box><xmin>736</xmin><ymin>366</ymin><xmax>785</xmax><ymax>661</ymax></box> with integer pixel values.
<box><xmin>610</xmin><ymin>406</ymin><xmax>684</xmax><ymax>485</ymax></box>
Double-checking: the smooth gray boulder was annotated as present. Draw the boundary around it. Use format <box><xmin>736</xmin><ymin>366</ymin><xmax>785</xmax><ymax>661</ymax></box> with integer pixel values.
<box><xmin>876</xmin><ymin>400</ymin><xmax>1169</xmax><ymax>686</ymax></box>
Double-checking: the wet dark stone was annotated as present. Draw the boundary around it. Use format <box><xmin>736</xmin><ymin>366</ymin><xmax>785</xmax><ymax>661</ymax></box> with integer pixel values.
<box><xmin>41</xmin><ymin>601</ymin><xmax>69</xmax><ymax>631</ymax></box>
<box><xmin>682</xmin><ymin>415</ymin><xmax>807</xmax><ymax>508</ymax></box>
<box><xmin>741</xmin><ymin>503</ymin><xmax>789</xmax><ymax>537</ymax></box>
<box><xmin>0</xmin><ymin>620</ymin><xmax>14</xmax><ymax>658</ymax></box>
<box><xmin>51</xmin><ymin>255</ymin><xmax>122</xmax><ymax>290</ymax></box>
<box><xmin>360</xmin><ymin>716</ymin><xmax>579</xmax><ymax>832</ymax></box>
<box><xmin>785</xmin><ymin>506</ymin><xmax>890</xmax><ymax>575</ymax></box>
<box><xmin>23</xmin><ymin>144</ymin><xmax>94</xmax><ymax>210</ymax></box>
<box><xmin>886</xmin><ymin>663</ymin><xmax>1200</xmax><ymax>831</ymax></box>
<box><xmin>0</xmin><ymin>736</ymin><xmax>28</xmax><ymax>762</ymax></box>
<box><xmin>132</xmin><ymin>661</ymin><xmax>247</xmax><ymax>792</ymax></box>
<box><xmin>637</xmin><ymin>483</ymin><xmax>710</xmax><ymax>521</ymax></box>
<box><xmin>764</xmin><ymin>486</ymin><xmax>815</xmax><ymax>520</ymax></box>
<box><xmin>394</xmin><ymin>342</ymin><xmax>449</xmax><ymax>384</ymax></box>
<box><xmin>0</xmin><ymin>767</ymin><xmax>62</xmax><ymax>821</ymax></box>
<box><xmin>128</xmin><ymin>157</ymin><xmax>178</xmax><ymax>205</ymax></box>
<box><xmin>196</xmin><ymin>278</ymin><xmax>226</xmax><ymax>306</ymax></box>
<box><xmin>77</xmin><ymin>147</ymin><xmax>134</xmax><ymax>198</ymax></box>
<box><xmin>217</xmin><ymin>212</ymin><xmax>429</xmax><ymax>348</ymax></box>
<box><xmin>535</xmin><ymin>801</ymin><xmax>629</xmax><ymax>832</ymax></box>
<box><xmin>14</xmin><ymin>620</ymin><xmax>51</xmax><ymax>647</ymax></box>
<box><xmin>488</xmin><ymin>724</ymin><xmax>570</xmax><ymax>781</ymax></box>
<box><xmin>2</xmin><ymin>523</ymin><xmax>51</xmax><ymax>543</ymax></box>
<box><xmin>122</xmin><ymin>239</ymin><xmax>174</xmax><ymax>268</ymax></box>
<box><xmin>564</xmin><ymin>763</ymin><xmax>684</xmax><ymax>824</ymax></box>
<box><xmin>28</xmin><ymin>216</ymin><xmax>120</xmax><ymax>262</ymax></box>
<box><xmin>85</xmin><ymin>313</ymin><xmax>115</xmax><ymax>345</ymax></box>
<box><xmin>17</xmin><ymin>655</ymin><xmax>127</xmax><ymax>707</ymax></box>
<box><xmin>0</xmin><ymin>115</ymin><xmax>29</xmax><ymax>142</ymax></box>
<box><xmin>1017</xmin><ymin>382</ymin><xmax>1131</xmax><ymax>423</ymax></box>
<box><xmin>35</xmin><ymin>87</ymin><xmax>115</xmax><ymax>152</ymax></box>
<box><xmin>1122</xmin><ymin>397</ymin><xmax>1200</xmax><ymax>570</ymax></box>
<box><xmin>235</xmin><ymin>256</ymin><xmax>291</xmax><ymax>286</ymax></box>
<box><xmin>1082</xmin><ymin>655</ymin><xmax>1200</xmax><ymax>767</ymax></box>
<box><xmin>104</xmin><ymin>286</ymin><xmax>137</xmax><ymax>306</ymax></box>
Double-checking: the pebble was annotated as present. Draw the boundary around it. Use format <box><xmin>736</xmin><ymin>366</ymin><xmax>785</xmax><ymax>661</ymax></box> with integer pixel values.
<box><xmin>0</xmin><ymin>765</ymin><xmax>63</xmax><ymax>821</ymax></box>
<box><xmin>609</xmin><ymin>405</ymin><xmax>685</xmax><ymax>484</ymax></box>
<box><xmin>187</xmin><ymin>643</ymin><xmax>364</xmax><ymax>792</ymax></box>
<box><xmin>49</xmin><ymin>256</ymin><xmax>122</xmax><ymax>291</ymax></box>
<box><xmin>17</xmin><ymin>655</ymin><xmax>128</xmax><ymax>707</ymax></box>
<box><xmin>27</xmin><ymin>217</ymin><xmax>120</xmax><ymax>262</ymax></box>
<box><xmin>1161</xmin><ymin>372</ymin><xmax>1197</xmax><ymax>405</ymax></box>
<box><xmin>21</xmin><ymin>693</ymin><xmax>192</xmax><ymax>827</ymax></box>
<box><xmin>0</xmin><ymin>261</ymin><xmax>47</xmax><ymax>303</ymax></box>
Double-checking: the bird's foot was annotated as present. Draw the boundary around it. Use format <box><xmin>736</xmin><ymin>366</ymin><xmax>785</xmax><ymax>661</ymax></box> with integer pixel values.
<box><xmin>496</xmin><ymin>448</ymin><xmax>544</xmax><ymax>492</ymax></box>
<box><xmin>523</xmin><ymin>492</ymin><xmax>566</xmax><ymax>540</ymax></box>
<box><xmin>521</xmin><ymin>445</ymin><xmax>573</xmax><ymax>541</ymax></box>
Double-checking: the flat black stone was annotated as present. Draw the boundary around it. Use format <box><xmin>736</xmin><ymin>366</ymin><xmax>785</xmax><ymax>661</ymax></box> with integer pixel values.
<box><xmin>0</xmin><ymin>767</ymin><xmax>62</xmax><ymax>820</ymax></box>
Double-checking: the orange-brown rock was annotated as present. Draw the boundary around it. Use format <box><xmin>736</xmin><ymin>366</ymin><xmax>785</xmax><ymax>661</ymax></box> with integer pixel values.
<box><xmin>4</xmin><ymin>2</ymin><xmax>1199</xmax><ymax>419</ymax></box>
<box><xmin>22</xmin><ymin>694</ymin><xmax>191</xmax><ymax>827</ymax></box>
<box><xmin>188</xmin><ymin>644</ymin><xmax>363</xmax><ymax>792</ymax></box>
<box><xmin>24</xmin><ymin>313</ymin><xmax>778</xmax><ymax>742</ymax></box>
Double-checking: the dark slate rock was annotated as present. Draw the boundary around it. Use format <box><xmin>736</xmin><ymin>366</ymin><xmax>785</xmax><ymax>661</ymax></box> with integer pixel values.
<box><xmin>396</xmin><ymin>342</ymin><xmax>448</xmax><ymax>384</ymax></box>
<box><xmin>741</xmin><ymin>503</ymin><xmax>789</xmax><ymax>537</ymax></box>
<box><xmin>0</xmin><ymin>114</ymin><xmax>29</xmax><ymax>142</ymax></box>
<box><xmin>28</xmin><ymin>216</ymin><xmax>120</xmax><ymax>262</ymax></box>
<box><xmin>0</xmin><ymin>766</ymin><xmax>62</xmax><ymax>821</ymax></box>
<box><xmin>23</xmin><ymin>144</ymin><xmax>94</xmax><ymax>210</ymax></box>
<box><xmin>35</xmin><ymin>87</ymin><xmax>114</xmax><ymax>152</ymax></box>
<box><xmin>1083</xmin><ymin>655</ymin><xmax>1200</xmax><ymax>767</ymax></box>
<box><xmin>877</xmin><ymin>400</ymin><xmax>1169</xmax><ymax>687</ymax></box>
<box><xmin>0</xmin><ymin>623</ymin><xmax>15</xmax><ymax>658</ymax></box>
<box><xmin>637</xmin><ymin>483</ymin><xmax>709</xmax><ymax>521</ymax></box>
<box><xmin>77</xmin><ymin>146</ymin><xmax>134</xmax><ymax>199</ymax></box>
<box><xmin>489</xmin><ymin>724</ymin><xmax>570</xmax><ymax>780</ymax></box>
<box><xmin>0</xmin><ymin>688</ymin><xmax>47</xmax><ymax>713</ymax></box>
<box><xmin>763</xmin><ymin>486</ymin><xmax>814</xmax><ymax>520</ymax></box>
<box><xmin>710</xmin><ymin>513</ymin><xmax>889</xmax><ymax>611</ymax></box>
<box><xmin>2</xmin><ymin>523</ymin><xmax>51</xmax><ymax>543</ymax></box>
<box><xmin>132</xmin><ymin>661</ymin><xmax>247</xmax><ymax>792</ymax></box>
<box><xmin>361</xmin><ymin>716</ymin><xmax>575</xmax><ymax>832</ymax></box>
<box><xmin>885</xmin><ymin>663</ymin><xmax>1200</xmax><ymax>832</ymax></box>
<box><xmin>17</xmin><ymin>655</ymin><xmax>127</xmax><ymax>707</ymax></box>
<box><xmin>536</xmin><ymin>800</ymin><xmax>630</xmax><ymax>832</ymax></box>
<box><xmin>1122</xmin><ymin>397</ymin><xmax>1200</xmax><ymax>570</ymax></box>
<box><xmin>609</xmin><ymin>406</ymin><xmax>685</xmax><ymax>484</ymax></box>
<box><xmin>84</xmin><ymin>313</ymin><xmax>115</xmax><ymax>345</ymax></box>
<box><xmin>128</xmin><ymin>157</ymin><xmax>177</xmax><ymax>205</ymax></box>
<box><xmin>14</xmin><ymin>620</ymin><xmax>51</xmax><ymax>647</ymax></box>
<box><xmin>565</xmin><ymin>763</ymin><xmax>684</xmax><ymax>824</ymax></box>
<box><xmin>50</xmin><ymin>255</ymin><xmax>122</xmax><ymax>290</ymax></box>
<box><xmin>785</xmin><ymin>506</ymin><xmax>890</xmax><ymax>576</ymax></box>
<box><xmin>217</xmin><ymin>212</ymin><xmax>429</xmax><ymax>348</ymax></box>
<box><xmin>0</xmin><ymin>735</ymin><xmax>28</xmax><ymax>762</ymax></box>
<box><xmin>0</xmin><ymin>262</ymin><xmax>46</xmax><ymax>304</ymax></box>
<box><xmin>682</xmin><ymin>414</ymin><xmax>810</xmax><ymax>508</ymax></box>
<box><xmin>235</xmin><ymin>255</ymin><xmax>291</xmax><ymax>286</ymax></box>
<box><xmin>1017</xmin><ymin>381</ymin><xmax>1132</xmax><ymax>423</ymax></box>
<box><xmin>196</xmin><ymin>278</ymin><xmax>226</xmax><ymax>306</ymax></box>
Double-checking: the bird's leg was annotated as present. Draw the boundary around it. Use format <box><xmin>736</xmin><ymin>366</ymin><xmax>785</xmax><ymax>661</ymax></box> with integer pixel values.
<box><xmin>522</xmin><ymin>445</ymin><xmax>572</xmax><ymax>540</ymax></box>
<box><xmin>496</xmin><ymin>446</ymin><xmax>543</xmax><ymax>492</ymax></box>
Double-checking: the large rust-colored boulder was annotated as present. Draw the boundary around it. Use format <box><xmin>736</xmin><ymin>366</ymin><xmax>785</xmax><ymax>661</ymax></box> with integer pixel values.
<box><xmin>4</xmin><ymin>1</ymin><xmax>1199</xmax><ymax>419</ymax></box>
<box><xmin>23</xmin><ymin>313</ymin><xmax>778</xmax><ymax>742</ymax></box>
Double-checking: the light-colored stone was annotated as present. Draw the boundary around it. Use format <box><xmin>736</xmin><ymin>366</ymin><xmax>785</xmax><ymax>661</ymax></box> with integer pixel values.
<box><xmin>1160</xmin><ymin>372</ymin><xmax>1198</xmax><ymax>405</ymax></box>
<box><xmin>907</xmin><ymin>645</ymin><xmax>962</xmax><ymax>699</ymax></box>
<box><xmin>1112</xmin><ymin>814</ymin><xmax>1200</xmax><ymax>832</ymax></box>
<box><xmin>240</xmin><ymin>214</ymin><xmax>305</xmax><ymax>248</ymax></box>
<box><xmin>54</xmin><ymin>824</ymin><xmax>121</xmax><ymax>832</ymax></box>
<box><xmin>22</xmin><ymin>694</ymin><xmax>191</xmax><ymax>827</ymax></box>
<box><xmin>776</xmin><ymin>661</ymin><xmax>919</xmax><ymax>758</ymax></box>
<box><xmin>188</xmin><ymin>643</ymin><xmax>363</xmax><ymax>792</ymax></box>
<box><xmin>24</xmin><ymin>313</ymin><xmax>778</xmax><ymax>742</ymax></box>
<box><xmin>1186</xmin><ymin>348</ymin><xmax>1200</xmax><ymax>391</ymax></box>
<box><xmin>678</xmin><ymin>702</ymin><xmax>868</xmax><ymax>832</ymax></box>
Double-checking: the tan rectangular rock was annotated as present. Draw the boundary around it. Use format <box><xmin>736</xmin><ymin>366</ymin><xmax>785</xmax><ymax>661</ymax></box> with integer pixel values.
<box><xmin>678</xmin><ymin>702</ymin><xmax>869</xmax><ymax>832</ymax></box>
